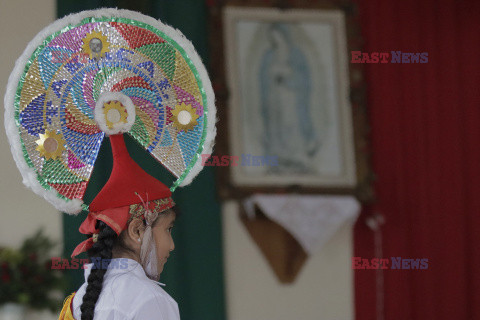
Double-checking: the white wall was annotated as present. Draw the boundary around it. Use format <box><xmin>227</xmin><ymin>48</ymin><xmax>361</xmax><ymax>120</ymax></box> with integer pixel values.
<box><xmin>223</xmin><ymin>200</ymin><xmax>355</xmax><ymax>320</ymax></box>
<box><xmin>0</xmin><ymin>0</ymin><xmax>61</xmax><ymax>250</ymax></box>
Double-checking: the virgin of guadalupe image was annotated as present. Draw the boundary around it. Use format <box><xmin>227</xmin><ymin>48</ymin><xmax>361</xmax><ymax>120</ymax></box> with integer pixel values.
<box><xmin>243</xmin><ymin>22</ymin><xmax>329</xmax><ymax>175</ymax></box>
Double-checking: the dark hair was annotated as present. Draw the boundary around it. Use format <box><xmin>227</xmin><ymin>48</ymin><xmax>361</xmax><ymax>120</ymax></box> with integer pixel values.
<box><xmin>80</xmin><ymin>221</ymin><xmax>117</xmax><ymax>320</ymax></box>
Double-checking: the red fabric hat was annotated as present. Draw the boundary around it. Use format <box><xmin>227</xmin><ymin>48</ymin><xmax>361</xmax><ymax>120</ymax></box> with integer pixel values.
<box><xmin>71</xmin><ymin>134</ymin><xmax>175</xmax><ymax>257</ymax></box>
<box><xmin>90</xmin><ymin>134</ymin><xmax>172</xmax><ymax>211</ymax></box>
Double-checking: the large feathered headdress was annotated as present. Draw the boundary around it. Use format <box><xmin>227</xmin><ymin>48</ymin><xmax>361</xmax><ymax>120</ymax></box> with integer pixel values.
<box><xmin>4</xmin><ymin>8</ymin><xmax>216</xmax><ymax>258</ymax></box>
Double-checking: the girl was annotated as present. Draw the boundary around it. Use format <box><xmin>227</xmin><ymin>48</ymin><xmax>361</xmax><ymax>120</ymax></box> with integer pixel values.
<box><xmin>73</xmin><ymin>209</ymin><xmax>179</xmax><ymax>319</ymax></box>
<box><xmin>4</xmin><ymin>8</ymin><xmax>216</xmax><ymax>320</ymax></box>
<box><xmin>63</xmin><ymin>133</ymin><xmax>182</xmax><ymax>320</ymax></box>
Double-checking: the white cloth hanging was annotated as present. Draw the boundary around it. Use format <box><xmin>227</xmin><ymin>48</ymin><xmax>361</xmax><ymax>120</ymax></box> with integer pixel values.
<box><xmin>243</xmin><ymin>194</ymin><xmax>360</xmax><ymax>255</ymax></box>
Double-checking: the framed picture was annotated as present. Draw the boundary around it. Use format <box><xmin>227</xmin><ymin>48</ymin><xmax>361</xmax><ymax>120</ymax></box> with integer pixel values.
<box><xmin>208</xmin><ymin>0</ymin><xmax>374</xmax><ymax>202</ymax></box>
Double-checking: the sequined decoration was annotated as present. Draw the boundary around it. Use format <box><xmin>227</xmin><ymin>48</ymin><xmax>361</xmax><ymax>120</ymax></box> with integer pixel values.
<box><xmin>103</xmin><ymin>101</ymin><xmax>128</xmax><ymax>129</ymax></box>
<box><xmin>14</xmin><ymin>18</ymin><xmax>207</xmax><ymax>206</ymax></box>
<box><xmin>128</xmin><ymin>197</ymin><xmax>175</xmax><ymax>222</ymax></box>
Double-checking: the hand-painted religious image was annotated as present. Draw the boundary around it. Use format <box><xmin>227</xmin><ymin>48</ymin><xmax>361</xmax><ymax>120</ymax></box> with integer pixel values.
<box><xmin>224</xmin><ymin>8</ymin><xmax>356</xmax><ymax>187</ymax></box>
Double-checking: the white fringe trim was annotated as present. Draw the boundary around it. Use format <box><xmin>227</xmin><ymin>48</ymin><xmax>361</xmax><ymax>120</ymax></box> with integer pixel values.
<box><xmin>4</xmin><ymin>8</ymin><xmax>216</xmax><ymax>214</ymax></box>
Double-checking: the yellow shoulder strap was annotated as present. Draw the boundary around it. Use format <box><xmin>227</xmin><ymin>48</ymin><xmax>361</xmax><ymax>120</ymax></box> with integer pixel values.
<box><xmin>58</xmin><ymin>292</ymin><xmax>76</xmax><ymax>320</ymax></box>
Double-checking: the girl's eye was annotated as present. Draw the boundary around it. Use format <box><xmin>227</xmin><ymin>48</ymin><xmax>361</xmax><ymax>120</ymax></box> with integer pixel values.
<box><xmin>168</xmin><ymin>226</ymin><xmax>174</xmax><ymax>233</ymax></box>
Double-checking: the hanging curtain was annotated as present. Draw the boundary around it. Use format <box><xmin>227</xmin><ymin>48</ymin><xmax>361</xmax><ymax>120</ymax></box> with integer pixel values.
<box><xmin>354</xmin><ymin>0</ymin><xmax>480</xmax><ymax>319</ymax></box>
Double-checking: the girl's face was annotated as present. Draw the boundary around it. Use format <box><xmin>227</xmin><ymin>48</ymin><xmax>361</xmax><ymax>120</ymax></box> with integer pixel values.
<box><xmin>151</xmin><ymin>210</ymin><xmax>176</xmax><ymax>274</ymax></box>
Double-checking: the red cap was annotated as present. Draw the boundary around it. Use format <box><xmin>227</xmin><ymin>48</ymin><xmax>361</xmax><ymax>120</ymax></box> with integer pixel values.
<box><xmin>71</xmin><ymin>134</ymin><xmax>175</xmax><ymax>257</ymax></box>
<box><xmin>90</xmin><ymin>134</ymin><xmax>172</xmax><ymax>211</ymax></box>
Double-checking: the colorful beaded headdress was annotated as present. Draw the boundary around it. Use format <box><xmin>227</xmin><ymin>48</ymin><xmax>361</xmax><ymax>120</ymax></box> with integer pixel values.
<box><xmin>4</xmin><ymin>8</ymin><xmax>216</xmax><ymax>259</ymax></box>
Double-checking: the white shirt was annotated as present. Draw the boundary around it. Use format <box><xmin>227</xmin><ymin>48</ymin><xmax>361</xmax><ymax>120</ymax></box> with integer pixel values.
<box><xmin>72</xmin><ymin>258</ymin><xmax>180</xmax><ymax>320</ymax></box>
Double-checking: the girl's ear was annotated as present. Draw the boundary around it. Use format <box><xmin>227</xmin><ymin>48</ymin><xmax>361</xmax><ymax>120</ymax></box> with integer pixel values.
<box><xmin>126</xmin><ymin>218</ymin><xmax>145</xmax><ymax>248</ymax></box>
